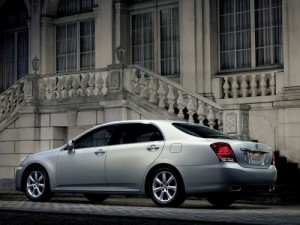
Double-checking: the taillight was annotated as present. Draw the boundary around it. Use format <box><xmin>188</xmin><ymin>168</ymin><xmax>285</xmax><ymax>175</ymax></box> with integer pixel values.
<box><xmin>210</xmin><ymin>142</ymin><xmax>236</xmax><ymax>162</ymax></box>
<box><xmin>271</xmin><ymin>152</ymin><xmax>275</xmax><ymax>165</ymax></box>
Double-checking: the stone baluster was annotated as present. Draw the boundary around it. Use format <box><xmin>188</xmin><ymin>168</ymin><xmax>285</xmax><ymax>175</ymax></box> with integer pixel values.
<box><xmin>9</xmin><ymin>89</ymin><xmax>15</xmax><ymax>110</ymax></box>
<box><xmin>232</xmin><ymin>76</ymin><xmax>239</xmax><ymax>98</ymax></box>
<box><xmin>223</xmin><ymin>77</ymin><xmax>230</xmax><ymax>99</ymax></box>
<box><xmin>2</xmin><ymin>95</ymin><xmax>8</xmax><ymax>116</ymax></box>
<box><xmin>15</xmin><ymin>84</ymin><xmax>23</xmax><ymax>104</ymax></box>
<box><xmin>101</xmin><ymin>72</ymin><xmax>108</xmax><ymax>95</ymax></box>
<box><xmin>94</xmin><ymin>72</ymin><xmax>102</xmax><ymax>96</ymax></box>
<box><xmin>207</xmin><ymin>105</ymin><xmax>216</xmax><ymax>129</ymax></box>
<box><xmin>167</xmin><ymin>85</ymin><xmax>175</xmax><ymax>113</ymax></box>
<box><xmin>187</xmin><ymin>95</ymin><xmax>196</xmax><ymax>123</ymax></box>
<box><xmin>0</xmin><ymin>97</ymin><xmax>3</xmax><ymax>118</ymax></box>
<box><xmin>197</xmin><ymin>100</ymin><xmax>206</xmax><ymax>125</ymax></box>
<box><xmin>87</xmin><ymin>73</ymin><xmax>95</xmax><ymax>96</ymax></box>
<box><xmin>79</xmin><ymin>73</ymin><xmax>89</xmax><ymax>96</ymax></box>
<box><xmin>260</xmin><ymin>73</ymin><xmax>267</xmax><ymax>96</ymax></box>
<box><xmin>56</xmin><ymin>76</ymin><xmax>65</xmax><ymax>99</ymax></box>
<box><xmin>177</xmin><ymin>90</ymin><xmax>186</xmax><ymax>120</ymax></box>
<box><xmin>217</xmin><ymin>111</ymin><xmax>223</xmax><ymax>132</ymax></box>
<box><xmin>63</xmin><ymin>75</ymin><xmax>73</xmax><ymax>98</ymax></box>
<box><xmin>69</xmin><ymin>74</ymin><xmax>79</xmax><ymax>97</ymax></box>
<box><xmin>148</xmin><ymin>77</ymin><xmax>158</xmax><ymax>104</ymax></box>
<box><xmin>270</xmin><ymin>73</ymin><xmax>276</xmax><ymax>95</ymax></box>
<box><xmin>157</xmin><ymin>80</ymin><xmax>166</xmax><ymax>108</ymax></box>
<box><xmin>139</xmin><ymin>72</ymin><xmax>148</xmax><ymax>98</ymax></box>
<box><xmin>130</xmin><ymin>69</ymin><xmax>139</xmax><ymax>94</ymax></box>
<box><xmin>250</xmin><ymin>74</ymin><xmax>257</xmax><ymax>97</ymax></box>
<box><xmin>45</xmin><ymin>78</ymin><xmax>52</xmax><ymax>99</ymax></box>
<box><xmin>241</xmin><ymin>75</ymin><xmax>248</xmax><ymax>97</ymax></box>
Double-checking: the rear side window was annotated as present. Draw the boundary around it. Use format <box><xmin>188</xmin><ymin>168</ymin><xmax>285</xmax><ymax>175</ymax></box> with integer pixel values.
<box><xmin>172</xmin><ymin>123</ymin><xmax>234</xmax><ymax>140</ymax></box>
<box><xmin>111</xmin><ymin>123</ymin><xmax>164</xmax><ymax>145</ymax></box>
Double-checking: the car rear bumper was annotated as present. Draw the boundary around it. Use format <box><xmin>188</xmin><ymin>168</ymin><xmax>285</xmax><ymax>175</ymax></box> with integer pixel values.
<box><xmin>178</xmin><ymin>163</ymin><xmax>277</xmax><ymax>194</ymax></box>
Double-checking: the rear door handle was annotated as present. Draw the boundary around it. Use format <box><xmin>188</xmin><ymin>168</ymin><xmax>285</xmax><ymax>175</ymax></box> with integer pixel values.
<box><xmin>94</xmin><ymin>150</ymin><xmax>105</xmax><ymax>156</ymax></box>
<box><xmin>147</xmin><ymin>145</ymin><xmax>159</xmax><ymax>152</ymax></box>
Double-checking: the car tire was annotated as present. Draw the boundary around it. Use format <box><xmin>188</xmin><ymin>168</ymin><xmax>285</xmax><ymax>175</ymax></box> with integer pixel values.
<box><xmin>84</xmin><ymin>194</ymin><xmax>109</xmax><ymax>203</ymax></box>
<box><xmin>206</xmin><ymin>193</ymin><xmax>237</xmax><ymax>208</ymax></box>
<box><xmin>149</xmin><ymin>167</ymin><xmax>185</xmax><ymax>207</ymax></box>
<box><xmin>24</xmin><ymin>166</ymin><xmax>52</xmax><ymax>202</ymax></box>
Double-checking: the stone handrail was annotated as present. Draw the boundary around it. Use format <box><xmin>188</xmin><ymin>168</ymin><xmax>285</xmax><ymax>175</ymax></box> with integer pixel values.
<box><xmin>126</xmin><ymin>65</ymin><xmax>223</xmax><ymax>130</ymax></box>
<box><xmin>0</xmin><ymin>77</ymin><xmax>25</xmax><ymax>120</ymax></box>
<box><xmin>38</xmin><ymin>69</ymin><xmax>110</xmax><ymax>100</ymax></box>
<box><xmin>215</xmin><ymin>70</ymin><xmax>282</xmax><ymax>99</ymax></box>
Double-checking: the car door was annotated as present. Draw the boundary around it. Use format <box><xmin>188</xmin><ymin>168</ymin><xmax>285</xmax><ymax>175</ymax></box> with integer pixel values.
<box><xmin>105</xmin><ymin>123</ymin><xmax>165</xmax><ymax>191</ymax></box>
<box><xmin>56</xmin><ymin>125</ymin><xmax>116</xmax><ymax>190</ymax></box>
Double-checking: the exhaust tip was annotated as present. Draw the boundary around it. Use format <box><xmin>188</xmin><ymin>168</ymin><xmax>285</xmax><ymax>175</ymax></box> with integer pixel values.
<box><xmin>229</xmin><ymin>185</ymin><xmax>242</xmax><ymax>192</ymax></box>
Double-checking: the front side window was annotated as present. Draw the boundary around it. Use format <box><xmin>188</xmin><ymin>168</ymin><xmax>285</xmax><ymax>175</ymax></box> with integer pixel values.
<box><xmin>74</xmin><ymin>125</ymin><xmax>116</xmax><ymax>149</ymax></box>
<box><xmin>219</xmin><ymin>0</ymin><xmax>282</xmax><ymax>71</ymax></box>
<box><xmin>56</xmin><ymin>0</ymin><xmax>95</xmax><ymax>73</ymax></box>
<box><xmin>131</xmin><ymin>5</ymin><xmax>180</xmax><ymax>76</ymax></box>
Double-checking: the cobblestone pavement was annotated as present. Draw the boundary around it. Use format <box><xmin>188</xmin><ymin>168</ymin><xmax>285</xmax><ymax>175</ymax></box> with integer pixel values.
<box><xmin>0</xmin><ymin>196</ymin><xmax>300</xmax><ymax>225</ymax></box>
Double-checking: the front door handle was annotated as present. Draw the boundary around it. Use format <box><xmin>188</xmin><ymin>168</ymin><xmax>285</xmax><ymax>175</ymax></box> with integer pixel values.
<box><xmin>147</xmin><ymin>145</ymin><xmax>159</xmax><ymax>152</ymax></box>
<box><xmin>94</xmin><ymin>150</ymin><xmax>105</xmax><ymax>156</ymax></box>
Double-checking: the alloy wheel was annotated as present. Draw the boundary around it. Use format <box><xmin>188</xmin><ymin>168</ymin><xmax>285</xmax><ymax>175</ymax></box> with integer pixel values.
<box><xmin>26</xmin><ymin>170</ymin><xmax>46</xmax><ymax>199</ymax></box>
<box><xmin>152</xmin><ymin>170</ymin><xmax>177</xmax><ymax>204</ymax></box>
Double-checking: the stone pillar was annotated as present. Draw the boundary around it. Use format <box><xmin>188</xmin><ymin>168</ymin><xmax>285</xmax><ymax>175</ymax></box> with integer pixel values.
<box><xmin>180</xmin><ymin>0</ymin><xmax>197</xmax><ymax>92</ymax></box>
<box><xmin>96</xmin><ymin>0</ymin><xmax>114</xmax><ymax>68</ymax></box>
<box><xmin>114</xmin><ymin>2</ymin><xmax>129</xmax><ymax>65</ymax></box>
<box><xmin>222</xmin><ymin>104</ymin><xmax>251</xmax><ymax>140</ymax></box>
<box><xmin>40</xmin><ymin>17</ymin><xmax>55</xmax><ymax>74</ymax></box>
<box><xmin>29</xmin><ymin>0</ymin><xmax>41</xmax><ymax>74</ymax></box>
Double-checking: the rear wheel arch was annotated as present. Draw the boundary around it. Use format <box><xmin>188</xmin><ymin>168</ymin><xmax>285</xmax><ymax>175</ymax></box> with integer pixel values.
<box><xmin>144</xmin><ymin>164</ymin><xmax>185</xmax><ymax>196</ymax></box>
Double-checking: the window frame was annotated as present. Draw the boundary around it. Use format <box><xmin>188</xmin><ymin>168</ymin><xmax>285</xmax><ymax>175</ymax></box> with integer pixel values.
<box><xmin>54</xmin><ymin>11</ymin><xmax>95</xmax><ymax>73</ymax></box>
<box><xmin>129</xmin><ymin>2</ymin><xmax>180</xmax><ymax>76</ymax></box>
<box><xmin>217</xmin><ymin>0</ymin><xmax>283</xmax><ymax>73</ymax></box>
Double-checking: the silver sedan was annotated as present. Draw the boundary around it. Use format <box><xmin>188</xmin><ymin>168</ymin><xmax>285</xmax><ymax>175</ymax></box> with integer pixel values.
<box><xmin>15</xmin><ymin>120</ymin><xmax>277</xmax><ymax>207</ymax></box>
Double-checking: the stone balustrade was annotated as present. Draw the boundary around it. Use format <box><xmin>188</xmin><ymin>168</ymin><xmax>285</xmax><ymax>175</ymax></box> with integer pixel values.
<box><xmin>216</xmin><ymin>71</ymin><xmax>281</xmax><ymax>99</ymax></box>
<box><xmin>0</xmin><ymin>79</ymin><xmax>25</xmax><ymax>120</ymax></box>
<box><xmin>127</xmin><ymin>65</ymin><xmax>224</xmax><ymax>130</ymax></box>
<box><xmin>38</xmin><ymin>70</ymin><xmax>109</xmax><ymax>100</ymax></box>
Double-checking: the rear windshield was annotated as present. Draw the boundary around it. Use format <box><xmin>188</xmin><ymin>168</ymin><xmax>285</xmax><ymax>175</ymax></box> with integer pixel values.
<box><xmin>172</xmin><ymin>123</ymin><xmax>235</xmax><ymax>140</ymax></box>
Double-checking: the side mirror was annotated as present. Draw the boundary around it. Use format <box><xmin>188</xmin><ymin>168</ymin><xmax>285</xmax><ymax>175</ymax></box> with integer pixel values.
<box><xmin>67</xmin><ymin>140</ymin><xmax>74</xmax><ymax>152</ymax></box>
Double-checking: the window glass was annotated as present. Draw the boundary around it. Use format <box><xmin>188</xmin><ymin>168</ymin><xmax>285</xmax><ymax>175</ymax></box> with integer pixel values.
<box><xmin>131</xmin><ymin>6</ymin><xmax>180</xmax><ymax>76</ymax></box>
<box><xmin>173</xmin><ymin>123</ymin><xmax>234</xmax><ymax>140</ymax></box>
<box><xmin>132</xmin><ymin>12</ymin><xmax>154</xmax><ymax>70</ymax></box>
<box><xmin>219</xmin><ymin>0</ymin><xmax>282</xmax><ymax>71</ymax></box>
<box><xmin>111</xmin><ymin>123</ymin><xmax>164</xmax><ymax>145</ymax></box>
<box><xmin>56</xmin><ymin>20</ymin><xmax>95</xmax><ymax>73</ymax></box>
<box><xmin>74</xmin><ymin>125</ymin><xmax>116</xmax><ymax>149</ymax></box>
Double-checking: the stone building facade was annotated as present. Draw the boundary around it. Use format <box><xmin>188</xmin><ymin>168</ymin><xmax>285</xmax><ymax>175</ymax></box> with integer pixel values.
<box><xmin>0</xmin><ymin>0</ymin><xmax>299</xmax><ymax>186</ymax></box>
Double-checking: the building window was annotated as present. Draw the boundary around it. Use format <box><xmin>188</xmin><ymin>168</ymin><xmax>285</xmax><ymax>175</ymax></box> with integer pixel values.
<box><xmin>0</xmin><ymin>0</ymin><xmax>28</xmax><ymax>92</ymax></box>
<box><xmin>160</xmin><ymin>7</ymin><xmax>180</xmax><ymax>75</ymax></box>
<box><xmin>219</xmin><ymin>0</ymin><xmax>282</xmax><ymax>71</ymax></box>
<box><xmin>131</xmin><ymin>5</ymin><xmax>180</xmax><ymax>76</ymax></box>
<box><xmin>56</xmin><ymin>0</ymin><xmax>95</xmax><ymax>73</ymax></box>
<box><xmin>132</xmin><ymin>12</ymin><xmax>154</xmax><ymax>70</ymax></box>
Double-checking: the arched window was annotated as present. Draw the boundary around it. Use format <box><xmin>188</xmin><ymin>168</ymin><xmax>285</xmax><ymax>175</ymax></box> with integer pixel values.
<box><xmin>56</xmin><ymin>0</ymin><xmax>95</xmax><ymax>73</ymax></box>
<box><xmin>0</xmin><ymin>0</ymin><xmax>29</xmax><ymax>92</ymax></box>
